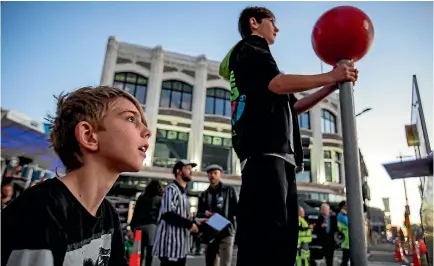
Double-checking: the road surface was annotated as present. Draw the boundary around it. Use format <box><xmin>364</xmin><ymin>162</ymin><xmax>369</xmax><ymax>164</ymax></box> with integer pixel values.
<box><xmin>150</xmin><ymin>246</ymin><xmax>402</xmax><ymax>266</ymax></box>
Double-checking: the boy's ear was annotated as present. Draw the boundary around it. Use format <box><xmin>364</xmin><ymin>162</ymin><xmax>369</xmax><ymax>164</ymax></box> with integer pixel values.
<box><xmin>75</xmin><ymin>121</ymin><xmax>99</xmax><ymax>152</ymax></box>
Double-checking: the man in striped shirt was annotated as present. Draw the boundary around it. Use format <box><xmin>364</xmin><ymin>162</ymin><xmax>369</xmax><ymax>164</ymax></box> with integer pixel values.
<box><xmin>153</xmin><ymin>160</ymin><xmax>206</xmax><ymax>266</ymax></box>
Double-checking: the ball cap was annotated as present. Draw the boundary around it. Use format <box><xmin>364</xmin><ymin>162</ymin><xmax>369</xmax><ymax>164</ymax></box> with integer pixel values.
<box><xmin>205</xmin><ymin>164</ymin><xmax>223</xmax><ymax>173</ymax></box>
<box><xmin>172</xmin><ymin>159</ymin><xmax>197</xmax><ymax>175</ymax></box>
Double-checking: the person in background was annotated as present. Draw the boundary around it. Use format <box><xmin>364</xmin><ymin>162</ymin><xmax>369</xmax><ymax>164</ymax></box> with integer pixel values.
<box><xmin>124</xmin><ymin>229</ymin><xmax>134</xmax><ymax>260</ymax></box>
<box><xmin>1</xmin><ymin>182</ymin><xmax>14</xmax><ymax>209</ymax></box>
<box><xmin>296</xmin><ymin>207</ymin><xmax>313</xmax><ymax>266</ymax></box>
<box><xmin>337</xmin><ymin>201</ymin><xmax>350</xmax><ymax>266</ymax></box>
<box><xmin>130</xmin><ymin>180</ymin><xmax>164</xmax><ymax>266</ymax></box>
<box><xmin>315</xmin><ymin>203</ymin><xmax>338</xmax><ymax>266</ymax></box>
<box><xmin>153</xmin><ymin>160</ymin><xmax>207</xmax><ymax>266</ymax></box>
<box><xmin>197</xmin><ymin>164</ymin><xmax>238</xmax><ymax>266</ymax></box>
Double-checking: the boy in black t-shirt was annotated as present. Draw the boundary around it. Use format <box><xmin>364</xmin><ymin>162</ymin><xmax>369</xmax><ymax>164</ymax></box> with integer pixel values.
<box><xmin>2</xmin><ymin>86</ymin><xmax>151</xmax><ymax>266</ymax></box>
<box><xmin>219</xmin><ymin>6</ymin><xmax>359</xmax><ymax>266</ymax></box>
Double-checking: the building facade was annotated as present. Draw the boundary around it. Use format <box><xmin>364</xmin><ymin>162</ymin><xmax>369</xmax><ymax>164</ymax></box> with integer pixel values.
<box><xmin>101</xmin><ymin>36</ymin><xmax>347</xmax><ymax>208</ymax></box>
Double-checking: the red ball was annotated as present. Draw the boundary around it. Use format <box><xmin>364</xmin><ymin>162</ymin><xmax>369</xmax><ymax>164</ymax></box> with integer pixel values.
<box><xmin>312</xmin><ymin>6</ymin><xmax>374</xmax><ymax>66</ymax></box>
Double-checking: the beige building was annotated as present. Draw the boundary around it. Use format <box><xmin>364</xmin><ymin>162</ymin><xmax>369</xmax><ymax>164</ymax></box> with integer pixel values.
<box><xmin>101</xmin><ymin>36</ymin><xmax>347</xmax><ymax>204</ymax></box>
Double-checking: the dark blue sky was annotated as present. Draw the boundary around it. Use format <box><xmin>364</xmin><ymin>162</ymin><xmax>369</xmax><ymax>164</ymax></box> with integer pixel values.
<box><xmin>2</xmin><ymin>1</ymin><xmax>433</xmax><ymax>224</ymax></box>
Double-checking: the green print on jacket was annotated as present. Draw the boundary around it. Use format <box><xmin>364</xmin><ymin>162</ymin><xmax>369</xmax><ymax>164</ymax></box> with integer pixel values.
<box><xmin>219</xmin><ymin>45</ymin><xmax>245</xmax><ymax>126</ymax></box>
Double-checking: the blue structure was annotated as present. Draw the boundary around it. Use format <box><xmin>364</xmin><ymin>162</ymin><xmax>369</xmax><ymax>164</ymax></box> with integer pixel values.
<box><xmin>1</xmin><ymin>109</ymin><xmax>65</xmax><ymax>173</ymax></box>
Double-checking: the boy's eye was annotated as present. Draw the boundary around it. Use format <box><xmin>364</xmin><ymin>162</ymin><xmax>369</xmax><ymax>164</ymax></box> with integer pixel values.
<box><xmin>126</xmin><ymin>116</ymin><xmax>136</xmax><ymax>123</ymax></box>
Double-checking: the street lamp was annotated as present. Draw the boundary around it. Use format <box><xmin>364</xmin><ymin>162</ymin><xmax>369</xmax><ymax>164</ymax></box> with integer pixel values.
<box><xmin>356</xmin><ymin>107</ymin><xmax>372</xmax><ymax>117</ymax></box>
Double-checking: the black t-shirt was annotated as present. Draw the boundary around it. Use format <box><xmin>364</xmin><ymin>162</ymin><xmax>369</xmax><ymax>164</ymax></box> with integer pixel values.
<box><xmin>1</xmin><ymin>178</ymin><xmax>128</xmax><ymax>266</ymax></box>
<box><xmin>220</xmin><ymin>35</ymin><xmax>303</xmax><ymax>163</ymax></box>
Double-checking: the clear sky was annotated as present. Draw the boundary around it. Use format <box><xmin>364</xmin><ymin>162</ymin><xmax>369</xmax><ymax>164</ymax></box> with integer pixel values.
<box><xmin>2</xmin><ymin>1</ymin><xmax>432</xmax><ymax>225</ymax></box>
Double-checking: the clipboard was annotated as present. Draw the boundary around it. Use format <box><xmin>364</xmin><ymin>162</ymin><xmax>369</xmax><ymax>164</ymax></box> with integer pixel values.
<box><xmin>205</xmin><ymin>213</ymin><xmax>231</xmax><ymax>232</ymax></box>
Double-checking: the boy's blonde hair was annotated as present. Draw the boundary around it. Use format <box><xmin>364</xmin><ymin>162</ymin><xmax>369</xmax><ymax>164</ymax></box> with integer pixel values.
<box><xmin>47</xmin><ymin>86</ymin><xmax>145</xmax><ymax>172</ymax></box>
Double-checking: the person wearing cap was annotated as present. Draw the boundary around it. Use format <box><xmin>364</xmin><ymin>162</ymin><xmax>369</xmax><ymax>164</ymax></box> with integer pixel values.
<box><xmin>197</xmin><ymin>164</ymin><xmax>238</xmax><ymax>266</ymax></box>
<box><xmin>152</xmin><ymin>160</ymin><xmax>207</xmax><ymax>266</ymax></box>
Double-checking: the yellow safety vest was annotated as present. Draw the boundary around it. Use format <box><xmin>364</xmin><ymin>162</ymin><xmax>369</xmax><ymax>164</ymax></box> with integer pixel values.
<box><xmin>298</xmin><ymin>217</ymin><xmax>312</xmax><ymax>248</ymax></box>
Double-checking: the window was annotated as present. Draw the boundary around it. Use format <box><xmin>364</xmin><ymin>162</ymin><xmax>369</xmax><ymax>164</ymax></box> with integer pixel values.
<box><xmin>325</xmin><ymin>162</ymin><xmax>333</xmax><ymax>182</ymax></box>
<box><xmin>296</xmin><ymin>148</ymin><xmax>311</xmax><ymax>183</ymax></box>
<box><xmin>160</xmin><ymin>80</ymin><xmax>193</xmax><ymax>111</ymax></box>
<box><xmin>113</xmin><ymin>72</ymin><xmax>148</xmax><ymax>105</ymax></box>
<box><xmin>324</xmin><ymin>150</ymin><xmax>343</xmax><ymax>184</ymax></box>
<box><xmin>334</xmin><ymin>151</ymin><xmax>342</xmax><ymax>183</ymax></box>
<box><xmin>298</xmin><ymin>112</ymin><xmax>310</xmax><ymax>129</ymax></box>
<box><xmin>321</xmin><ymin>109</ymin><xmax>337</xmax><ymax>134</ymax></box>
<box><xmin>202</xmin><ymin>135</ymin><xmax>232</xmax><ymax>174</ymax></box>
<box><xmin>205</xmin><ymin>88</ymin><xmax>231</xmax><ymax>117</ymax></box>
<box><xmin>153</xmin><ymin>129</ymin><xmax>189</xmax><ymax>168</ymax></box>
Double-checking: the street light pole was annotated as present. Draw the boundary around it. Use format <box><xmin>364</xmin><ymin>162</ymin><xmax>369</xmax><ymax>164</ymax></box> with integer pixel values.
<box><xmin>397</xmin><ymin>153</ymin><xmax>414</xmax><ymax>251</ymax></box>
<box><xmin>356</xmin><ymin>108</ymin><xmax>372</xmax><ymax>117</ymax></box>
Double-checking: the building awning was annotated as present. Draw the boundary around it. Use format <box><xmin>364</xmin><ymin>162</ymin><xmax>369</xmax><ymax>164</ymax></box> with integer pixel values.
<box><xmin>383</xmin><ymin>153</ymin><xmax>433</xmax><ymax>180</ymax></box>
<box><xmin>1</xmin><ymin>110</ymin><xmax>65</xmax><ymax>173</ymax></box>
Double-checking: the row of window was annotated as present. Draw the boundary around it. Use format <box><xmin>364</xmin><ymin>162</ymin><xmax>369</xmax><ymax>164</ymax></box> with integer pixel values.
<box><xmin>152</xmin><ymin>129</ymin><xmax>342</xmax><ymax>184</ymax></box>
<box><xmin>153</xmin><ymin>129</ymin><xmax>233</xmax><ymax>174</ymax></box>
<box><xmin>114</xmin><ymin>72</ymin><xmax>338</xmax><ymax>133</ymax></box>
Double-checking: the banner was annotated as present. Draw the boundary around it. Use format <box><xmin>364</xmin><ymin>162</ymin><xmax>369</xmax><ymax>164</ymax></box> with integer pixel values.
<box><xmin>405</xmin><ymin>124</ymin><xmax>420</xmax><ymax>147</ymax></box>
<box><xmin>382</xmin><ymin>197</ymin><xmax>390</xmax><ymax>213</ymax></box>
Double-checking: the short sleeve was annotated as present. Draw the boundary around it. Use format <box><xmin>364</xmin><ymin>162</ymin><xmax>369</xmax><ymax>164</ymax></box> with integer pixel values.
<box><xmin>237</xmin><ymin>36</ymin><xmax>281</xmax><ymax>95</ymax></box>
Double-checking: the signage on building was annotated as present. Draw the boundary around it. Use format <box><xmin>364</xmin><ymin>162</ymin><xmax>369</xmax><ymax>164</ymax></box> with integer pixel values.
<box><xmin>405</xmin><ymin>124</ymin><xmax>420</xmax><ymax>147</ymax></box>
<box><xmin>382</xmin><ymin>197</ymin><xmax>390</xmax><ymax>213</ymax></box>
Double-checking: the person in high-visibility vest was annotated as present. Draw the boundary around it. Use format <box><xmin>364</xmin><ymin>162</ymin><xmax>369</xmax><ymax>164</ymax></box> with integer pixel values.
<box><xmin>297</xmin><ymin>207</ymin><xmax>313</xmax><ymax>266</ymax></box>
<box><xmin>337</xmin><ymin>200</ymin><xmax>350</xmax><ymax>266</ymax></box>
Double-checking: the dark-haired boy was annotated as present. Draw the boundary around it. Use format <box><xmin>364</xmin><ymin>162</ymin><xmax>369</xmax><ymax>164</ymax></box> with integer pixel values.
<box><xmin>219</xmin><ymin>6</ymin><xmax>359</xmax><ymax>266</ymax></box>
<box><xmin>2</xmin><ymin>86</ymin><xmax>151</xmax><ymax>266</ymax></box>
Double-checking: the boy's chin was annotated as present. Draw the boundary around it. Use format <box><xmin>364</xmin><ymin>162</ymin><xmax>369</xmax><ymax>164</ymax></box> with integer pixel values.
<box><xmin>121</xmin><ymin>162</ymin><xmax>143</xmax><ymax>173</ymax></box>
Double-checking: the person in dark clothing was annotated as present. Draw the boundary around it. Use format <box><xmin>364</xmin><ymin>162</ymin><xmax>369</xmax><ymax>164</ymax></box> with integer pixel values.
<box><xmin>130</xmin><ymin>180</ymin><xmax>163</xmax><ymax>266</ymax></box>
<box><xmin>218</xmin><ymin>6</ymin><xmax>359</xmax><ymax>266</ymax></box>
<box><xmin>197</xmin><ymin>164</ymin><xmax>238</xmax><ymax>266</ymax></box>
<box><xmin>314</xmin><ymin>203</ymin><xmax>338</xmax><ymax>266</ymax></box>
<box><xmin>1</xmin><ymin>182</ymin><xmax>14</xmax><ymax>210</ymax></box>
<box><xmin>1</xmin><ymin>86</ymin><xmax>151</xmax><ymax>266</ymax></box>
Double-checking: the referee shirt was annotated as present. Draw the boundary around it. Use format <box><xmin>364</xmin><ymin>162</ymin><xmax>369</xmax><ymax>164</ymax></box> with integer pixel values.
<box><xmin>153</xmin><ymin>181</ymin><xmax>192</xmax><ymax>260</ymax></box>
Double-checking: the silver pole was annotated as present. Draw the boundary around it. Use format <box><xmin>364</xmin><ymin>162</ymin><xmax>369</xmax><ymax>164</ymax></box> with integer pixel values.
<box><xmin>338</xmin><ymin>59</ymin><xmax>368</xmax><ymax>266</ymax></box>
<box><xmin>413</xmin><ymin>75</ymin><xmax>431</xmax><ymax>154</ymax></box>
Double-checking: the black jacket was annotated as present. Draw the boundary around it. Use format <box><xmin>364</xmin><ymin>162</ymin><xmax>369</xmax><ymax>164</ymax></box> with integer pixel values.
<box><xmin>197</xmin><ymin>182</ymin><xmax>238</xmax><ymax>232</ymax></box>
<box><xmin>130</xmin><ymin>194</ymin><xmax>162</xmax><ymax>230</ymax></box>
<box><xmin>314</xmin><ymin>214</ymin><xmax>338</xmax><ymax>249</ymax></box>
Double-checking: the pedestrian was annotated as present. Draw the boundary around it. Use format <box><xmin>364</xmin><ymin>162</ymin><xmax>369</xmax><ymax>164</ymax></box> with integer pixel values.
<box><xmin>219</xmin><ymin>6</ymin><xmax>359</xmax><ymax>266</ymax></box>
<box><xmin>297</xmin><ymin>207</ymin><xmax>313</xmax><ymax>266</ymax></box>
<box><xmin>1</xmin><ymin>182</ymin><xmax>14</xmax><ymax>210</ymax></box>
<box><xmin>152</xmin><ymin>160</ymin><xmax>207</xmax><ymax>266</ymax></box>
<box><xmin>1</xmin><ymin>86</ymin><xmax>151</xmax><ymax>266</ymax></box>
<box><xmin>130</xmin><ymin>180</ymin><xmax>164</xmax><ymax>266</ymax></box>
<box><xmin>315</xmin><ymin>203</ymin><xmax>338</xmax><ymax>266</ymax></box>
<box><xmin>198</xmin><ymin>164</ymin><xmax>238</xmax><ymax>266</ymax></box>
<box><xmin>338</xmin><ymin>201</ymin><xmax>351</xmax><ymax>266</ymax></box>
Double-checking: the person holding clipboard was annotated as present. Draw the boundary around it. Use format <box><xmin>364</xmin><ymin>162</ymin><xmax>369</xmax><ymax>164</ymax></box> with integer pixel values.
<box><xmin>197</xmin><ymin>164</ymin><xmax>238</xmax><ymax>266</ymax></box>
<box><xmin>152</xmin><ymin>160</ymin><xmax>207</xmax><ymax>266</ymax></box>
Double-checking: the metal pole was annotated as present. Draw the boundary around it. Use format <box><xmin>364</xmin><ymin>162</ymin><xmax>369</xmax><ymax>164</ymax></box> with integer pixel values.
<box><xmin>338</xmin><ymin>59</ymin><xmax>368</xmax><ymax>266</ymax></box>
<box><xmin>398</xmin><ymin>154</ymin><xmax>414</xmax><ymax>251</ymax></box>
<box><xmin>413</xmin><ymin>75</ymin><xmax>432</xmax><ymax>154</ymax></box>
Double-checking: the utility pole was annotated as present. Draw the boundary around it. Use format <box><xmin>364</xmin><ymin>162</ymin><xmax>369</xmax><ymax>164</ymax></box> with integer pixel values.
<box><xmin>397</xmin><ymin>153</ymin><xmax>414</xmax><ymax>251</ymax></box>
